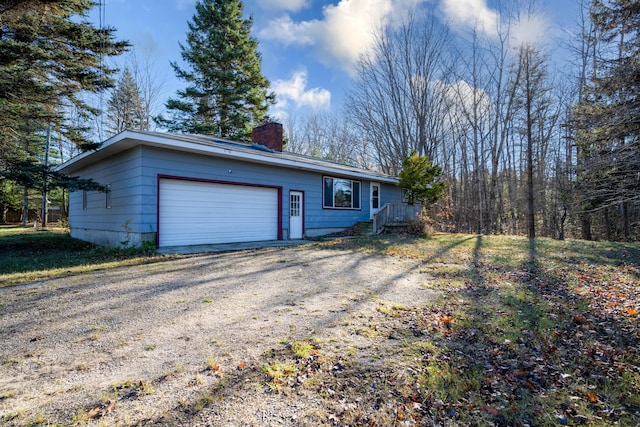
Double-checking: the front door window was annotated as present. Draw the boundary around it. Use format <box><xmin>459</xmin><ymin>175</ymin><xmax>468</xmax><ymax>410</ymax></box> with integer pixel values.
<box><xmin>372</xmin><ymin>184</ymin><xmax>379</xmax><ymax>210</ymax></box>
<box><xmin>370</xmin><ymin>183</ymin><xmax>381</xmax><ymax>219</ymax></box>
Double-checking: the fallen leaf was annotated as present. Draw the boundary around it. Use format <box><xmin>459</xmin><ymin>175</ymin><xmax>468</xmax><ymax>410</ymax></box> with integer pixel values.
<box><xmin>85</xmin><ymin>407</ymin><xmax>101</xmax><ymax>419</ymax></box>
<box><xmin>483</xmin><ymin>404</ymin><xmax>499</xmax><ymax>415</ymax></box>
<box><xmin>101</xmin><ymin>400</ymin><xmax>116</xmax><ymax>416</ymax></box>
<box><xmin>626</xmin><ymin>307</ymin><xmax>638</xmax><ymax>316</ymax></box>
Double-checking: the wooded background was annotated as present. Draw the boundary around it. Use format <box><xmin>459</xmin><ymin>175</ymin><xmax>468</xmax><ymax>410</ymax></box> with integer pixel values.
<box><xmin>286</xmin><ymin>1</ymin><xmax>639</xmax><ymax>242</ymax></box>
<box><xmin>1</xmin><ymin>0</ymin><xmax>638</xmax><ymax>241</ymax></box>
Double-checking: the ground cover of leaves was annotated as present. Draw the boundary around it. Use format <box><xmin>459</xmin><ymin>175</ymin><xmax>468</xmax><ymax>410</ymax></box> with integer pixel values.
<box><xmin>1</xmin><ymin>233</ymin><xmax>638</xmax><ymax>426</ymax></box>
<box><xmin>319</xmin><ymin>235</ymin><xmax>639</xmax><ymax>426</ymax></box>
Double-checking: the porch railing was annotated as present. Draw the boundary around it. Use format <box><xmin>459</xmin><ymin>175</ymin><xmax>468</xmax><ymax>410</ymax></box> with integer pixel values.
<box><xmin>373</xmin><ymin>203</ymin><xmax>422</xmax><ymax>234</ymax></box>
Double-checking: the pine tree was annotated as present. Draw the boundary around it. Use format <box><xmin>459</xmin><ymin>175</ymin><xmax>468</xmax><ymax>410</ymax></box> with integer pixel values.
<box><xmin>0</xmin><ymin>0</ymin><xmax>129</xmax><ymax>152</ymax></box>
<box><xmin>106</xmin><ymin>68</ymin><xmax>146</xmax><ymax>135</ymax></box>
<box><xmin>156</xmin><ymin>0</ymin><xmax>274</xmax><ymax>140</ymax></box>
<box><xmin>0</xmin><ymin>0</ymin><xmax>128</xmax><ymax>223</ymax></box>
<box><xmin>398</xmin><ymin>151</ymin><xmax>446</xmax><ymax>206</ymax></box>
<box><xmin>572</xmin><ymin>0</ymin><xmax>640</xmax><ymax>222</ymax></box>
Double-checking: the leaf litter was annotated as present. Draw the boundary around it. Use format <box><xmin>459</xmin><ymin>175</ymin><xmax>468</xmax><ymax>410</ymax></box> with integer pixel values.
<box><xmin>2</xmin><ymin>234</ymin><xmax>638</xmax><ymax>426</ymax></box>
<box><xmin>243</xmin><ymin>236</ymin><xmax>639</xmax><ymax>426</ymax></box>
<box><xmin>157</xmin><ymin>235</ymin><xmax>639</xmax><ymax>426</ymax></box>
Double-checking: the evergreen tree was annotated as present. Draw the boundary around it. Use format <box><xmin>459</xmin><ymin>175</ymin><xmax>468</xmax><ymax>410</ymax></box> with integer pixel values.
<box><xmin>573</xmin><ymin>1</ymin><xmax>640</xmax><ymax>216</ymax></box>
<box><xmin>0</xmin><ymin>0</ymin><xmax>127</xmax><ymax>223</ymax></box>
<box><xmin>0</xmin><ymin>0</ymin><xmax>129</xmax><ymax>152</ymax></box>
<box><xmin>398</xmin><ymin>151</ymin><xmax>446</xmax><ymax>206</ymax></box>
<box><xmin>106</xmin><ymin>68</ymin><xmax>146</xmax><ymax>135</ymax></box>
<box><xmin>156</xmin><ymin>0</ymin><xmax>274</xmax><ymax>140</ymax></box>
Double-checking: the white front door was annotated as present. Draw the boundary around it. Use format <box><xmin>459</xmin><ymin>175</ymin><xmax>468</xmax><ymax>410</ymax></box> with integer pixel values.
<box><xmin>289</xmin><ymin>191</ymin><xmax>303</xmax><ymax>239</ymax></box>
<box><xmin>370</xmin><ymin>183</ymin><xmax>381</xmax><ymax>219</ymax></box>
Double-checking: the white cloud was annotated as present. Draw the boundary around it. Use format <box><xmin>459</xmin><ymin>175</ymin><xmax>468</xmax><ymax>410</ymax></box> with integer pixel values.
<box><xmin>257</xmin><ymin>0</ymin><xmax>310</xmax><ymax>12</ymax></box>
<box><xmin>272</xmin><ymin>69</ymin><xmax>331</xmax><ymax>113</ymax></box>
<box><xmin>439</xmin><ymin>0</ymin><xmax>499</xmax><ymax>37</ymax></box>
<box><xmin>261</xmin><ymin>15</ymin><xmax>318</xmax><ymax>46</ymax></box>
<box><xmin>510</xmin><ymin>12</ymin><xmax>550</xmax><ymax>47</ymax></box>
<box><xmin>260</xmin><ymin>0</ymin><xmax>427</xmax><ymax>73</ymax></box>
<box><xmin>443</xmin><ymin>79</ymin><xmax>493</xmax><ymax>124</ymax></box>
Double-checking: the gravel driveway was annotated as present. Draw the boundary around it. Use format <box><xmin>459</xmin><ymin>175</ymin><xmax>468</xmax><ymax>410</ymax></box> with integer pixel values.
<box><xmin>0</xmin><ymin>243</ymin><xmax>436</xmax><ymax>426</ymax></box>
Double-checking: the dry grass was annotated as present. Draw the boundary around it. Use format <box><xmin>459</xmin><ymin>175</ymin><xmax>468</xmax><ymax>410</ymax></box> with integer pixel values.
<box><xmin>0</xmin><ymin>225</ymin><xmax>161</xmax><ymax>287</ymax></box>
<box><xmin>1</xmin><ymin>231</ymin><xmax>638</xmax><ymax>426</ymax></box>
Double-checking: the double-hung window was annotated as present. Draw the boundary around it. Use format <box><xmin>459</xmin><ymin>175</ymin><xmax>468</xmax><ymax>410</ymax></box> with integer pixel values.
<box><xmin>323</xmin><ymin>176</ymin><xmax>361</xmax><ymax>209</ymax></box>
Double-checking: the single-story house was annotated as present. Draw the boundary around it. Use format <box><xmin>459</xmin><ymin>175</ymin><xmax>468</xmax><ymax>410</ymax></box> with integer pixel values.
<box><xmin>56</xmin><ymin>122</ymin><xmax>403</xmax><ymax>248</ymax></box>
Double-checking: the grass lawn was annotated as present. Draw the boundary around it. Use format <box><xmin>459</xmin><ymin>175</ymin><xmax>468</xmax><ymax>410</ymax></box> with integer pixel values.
<box><xmin>308</xmin><ymin>234</ymin><xmax>640</xmax><ymax>425</ymax></box>
<box><xmin>0</xmin><ymin>225</ymin><xmax>161</xmax><ymax>287</ymax></box>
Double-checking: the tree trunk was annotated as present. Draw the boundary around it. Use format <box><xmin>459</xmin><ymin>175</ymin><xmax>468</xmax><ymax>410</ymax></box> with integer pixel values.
<box><xmin>581</xmin><ymin>216</ymin><xmax>592</xmax><ymax>241</ymax></box>
<box><xmin>22</xmin><ymin>185</ymin><xmax>29</xmax><ymax>226</ymax></box>
<box><xmin>622</xmin><ymin>202</ymin><xmax>630</xmax><ymax>240</ymax></box>
<box><xmin>525</xmin><ymin>49</ymin><xmax>535</xmax><ymax>239</ymax></box>
<box><xmin>604</xmin><ymin>206</ymin><xmax>612</xmax><ymax>241</ymax></box>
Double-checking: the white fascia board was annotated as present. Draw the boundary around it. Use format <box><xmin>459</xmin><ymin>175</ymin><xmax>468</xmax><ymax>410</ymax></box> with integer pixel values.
<box><xmin>56</xmin><ymin>130</ymin><xmax>398</xmax><ymax>184</ymax></box>
<box><xmin>55</xmin><ymin>130</ymin><xmax>139</xmax><ymax>173</ymax></box>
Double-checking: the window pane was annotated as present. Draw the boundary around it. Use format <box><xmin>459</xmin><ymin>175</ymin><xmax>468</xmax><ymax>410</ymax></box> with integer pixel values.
<box><xmin>324</xmin><ymin>178</ymin><xmax>334</xmax><ymax>207</ymax></box>
<box><xmin>290</xmin><ymin>194</ymin><xmax>300</xmax><ymax>216</ymax></box>
<box><xmin>323</xmin><ymin>176</ymin><xmax>362</xmax><ymax>209</ymax></box>
<box><xmin>334</xmin><ymin>179</ymin><xmax>352</xmax><ymax>208</ymax></box>
<box><xmin>372</xmin><ymin>184</ymin><xmax>379</xmax><ymax>209</ymax></box>
<box><xmin>353</xmin><ymin>181</ymin><xmax>360</xmax><ymax>209</ymax></box>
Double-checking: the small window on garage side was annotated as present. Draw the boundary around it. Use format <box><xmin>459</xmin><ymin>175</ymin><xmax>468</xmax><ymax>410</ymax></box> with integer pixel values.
<box><xmin>323</xmin><ymin>176</ymin><xmax>361</xmax><ymax>209</ymax></box>
<box><xmin>105</xmin><ymin>184</ymin><xmax>111</xmax><ymax>209</ymax></box>
<box><xmin>83</xmin><ymin>190</ymin><xmax>88</xmax><ymax>210</ymax></box>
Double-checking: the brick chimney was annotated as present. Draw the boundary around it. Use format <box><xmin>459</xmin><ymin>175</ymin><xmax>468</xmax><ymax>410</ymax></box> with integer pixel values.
<box><xmin>252</xmin><ymin>121</ymin><xmax>283</xmax><ymax>152</ymax></box>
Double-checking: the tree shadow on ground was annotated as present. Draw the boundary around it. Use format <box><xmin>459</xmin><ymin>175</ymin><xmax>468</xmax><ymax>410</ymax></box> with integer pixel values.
<box><xmin>393</xmin><ymin>235</ymin><xmax>640</xmax><ymax>425</ymax></box>
<box><xmin>140</xmin><ymin>235</ymin><xmax>640</xmax><ymax>426</ymax></box>
<box><xmin>6</xmin><ymin>233</ymin><xmax>636</xmax><ymax>426</ymax></box>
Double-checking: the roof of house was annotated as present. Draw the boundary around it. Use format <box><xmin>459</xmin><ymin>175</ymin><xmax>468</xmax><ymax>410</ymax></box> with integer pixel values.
<box><xmin>56</xmin><ymin>130</ymin><xmax>398</xmax><ymax>184</ymax></box>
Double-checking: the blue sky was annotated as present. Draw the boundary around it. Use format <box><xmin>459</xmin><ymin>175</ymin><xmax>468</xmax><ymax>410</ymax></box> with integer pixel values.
<box><xmin>91</xmin><ymin>0</ymin><xmax>580</xmax><ymax>121</ymax></box>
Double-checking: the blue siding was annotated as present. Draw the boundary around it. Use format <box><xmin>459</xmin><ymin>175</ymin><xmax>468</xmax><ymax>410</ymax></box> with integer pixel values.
<box><xmin>68</xmin><ymin>144</ymin><xmax>402</xmax><ymax>246</ymax></box>
<box><xmin>140</xmin><ymin>147</ymin><xmax>401</xmax><ymax>237</ymax></box>
<box><xmin>68</xmin><ymin>147</ymin><xmax>151</xmax><ymax>246</ymax></box>
<box><xmin>381</xmin><ymin>182</ymin><xmax>403</xmax><ymax>204</ymax></box>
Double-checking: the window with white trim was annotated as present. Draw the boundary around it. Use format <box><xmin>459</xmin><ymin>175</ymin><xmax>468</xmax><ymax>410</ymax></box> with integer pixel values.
<box><xmin>323</xmin><ymin>177</ymin><xmax>361</xmax><ymax>209</ymax></box>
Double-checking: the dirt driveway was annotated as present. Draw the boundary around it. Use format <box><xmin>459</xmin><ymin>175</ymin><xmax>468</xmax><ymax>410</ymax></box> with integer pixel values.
<box><xmin>0</xmin><ymin>243</ymin><xmax>437</xmax><ymax>426</ymax></box>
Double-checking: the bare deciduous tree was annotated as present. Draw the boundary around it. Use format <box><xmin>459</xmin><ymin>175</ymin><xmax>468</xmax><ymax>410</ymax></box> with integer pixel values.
<box><xmin>346</xmin><ymin>10</ymin><xmax>452</xmax><ymax>175</ymax></box>
<box><xmin>283</xmin><ymin>111</ymin><xmax>369</xmax><ymax>168</ymax></box>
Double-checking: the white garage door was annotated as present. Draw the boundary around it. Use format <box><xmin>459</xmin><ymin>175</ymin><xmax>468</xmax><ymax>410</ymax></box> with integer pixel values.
<box><xmin>159</xmin><ymin>178</ymin><xmax>279</xmax><ymax>247</ymax></box>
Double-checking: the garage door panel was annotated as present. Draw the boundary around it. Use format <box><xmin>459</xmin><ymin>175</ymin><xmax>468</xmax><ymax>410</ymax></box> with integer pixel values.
<box><xmin>159</xmin><ymin>179</ymin><xmax>279</xmax><ymax>247</ymax></box>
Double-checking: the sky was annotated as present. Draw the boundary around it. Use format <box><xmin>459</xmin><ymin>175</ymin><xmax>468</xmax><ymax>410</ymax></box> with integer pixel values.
<box><xmin>90</xmin><ymin>0</ymin><xmax>581</xmax><ymax>122</ymax></box>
